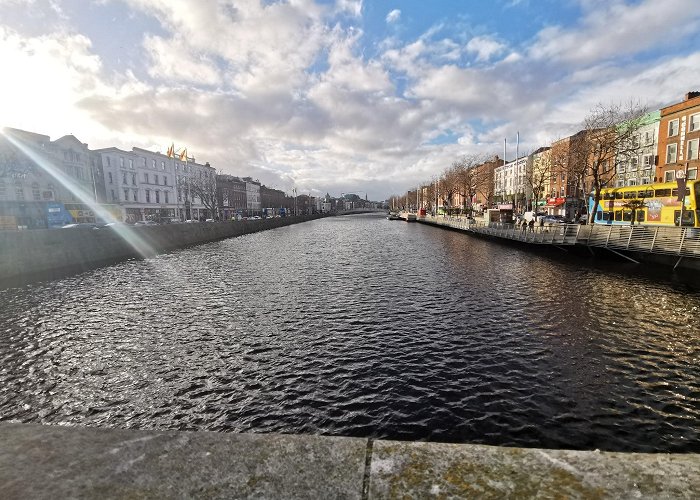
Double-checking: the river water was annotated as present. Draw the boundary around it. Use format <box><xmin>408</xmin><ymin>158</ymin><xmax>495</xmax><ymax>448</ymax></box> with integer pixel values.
<box><xmin>1</xmin><ymin>214</ymin><xmax>699</xmax><ymax>452</ymax></box>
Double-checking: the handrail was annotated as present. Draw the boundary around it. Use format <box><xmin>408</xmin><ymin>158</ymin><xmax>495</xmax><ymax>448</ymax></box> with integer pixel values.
<box><xmin>417</xmin><ymin>216</ymin><xmax>700</xmax><ymax>258</ymax></box>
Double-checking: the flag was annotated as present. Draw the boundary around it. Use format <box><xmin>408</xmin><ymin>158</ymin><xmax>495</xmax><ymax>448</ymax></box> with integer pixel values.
<box><xmin>166</xmin><ymin>143</ymin><xmax>174</xmax><ymax>158</ymax></box>
<box><xmin>179</xmin><ymin>148</ymin><xmax>188</xmax><ymax>162</ymax></box>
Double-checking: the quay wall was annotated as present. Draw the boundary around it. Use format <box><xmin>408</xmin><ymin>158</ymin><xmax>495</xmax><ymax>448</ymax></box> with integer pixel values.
<box><xmin>0</xmin><ymin>423</ymin><xmax>698</xmax><ymax>499</ymax></box>
<box><xmin>0</xmin><ymin>215</ymin><xmax>325</xmax><ymax>286</ymax></box>
<box><xmin>417</xmin><ymin>217</ymin><xmax>700</xmax><ymax>272</ymax></box>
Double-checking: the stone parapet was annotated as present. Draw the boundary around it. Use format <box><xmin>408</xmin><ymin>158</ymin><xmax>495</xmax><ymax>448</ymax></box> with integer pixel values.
<box><xmin>0</xmin><ymin>424</ymin><xmax>698</xmax><ymax>499</ymax></box>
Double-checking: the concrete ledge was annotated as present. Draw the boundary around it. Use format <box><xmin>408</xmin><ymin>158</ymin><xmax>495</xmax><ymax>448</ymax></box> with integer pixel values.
<box><xmin>0</xmin><ymin>215</ymin><xmax>326</xmax><ymax>286</ymax></box>
<box><xmin>1</xmin><ymin>424</ymin><xmax>698</xmax><ymax>499</ymax></box>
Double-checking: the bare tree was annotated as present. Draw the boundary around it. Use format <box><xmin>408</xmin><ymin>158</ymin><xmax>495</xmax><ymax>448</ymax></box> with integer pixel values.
<box><xmin>526</xmin><ymin>147</ymin><xmax>551</xmax><ymax>213</ymax></box>
<box><xmin>439</xmin><ymin>168</ymin><xmax>459</xmax><ymax>214</ymax></box>
<box><xmin>188</xmin><ymin>169</ymin><xmax>218</xmax><ymax>219</ymax></box>
<box><xmin>581</xmin><ymin>101</ymin><xmax>647</xmax><ymax>223</ymax></box>
<box><xmin>453</xmin><ymin>154</ymin><xmax>488</xmax><ymax>216</ymax></box>
<box><xmin>622</xmin><ymin>199</ymin><xmax>647</xmax><ymax>226</ymax></box>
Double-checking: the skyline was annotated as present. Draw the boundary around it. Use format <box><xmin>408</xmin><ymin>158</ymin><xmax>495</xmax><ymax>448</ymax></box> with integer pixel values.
<box><xmin>2</xmin><ymin>0</ymin><xmax>700</xmax><ymax>200</ymax></box>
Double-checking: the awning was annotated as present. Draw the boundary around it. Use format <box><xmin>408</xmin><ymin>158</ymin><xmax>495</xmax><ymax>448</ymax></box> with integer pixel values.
<box><xmin>546</xmin><ymin>197</ymin><xmax>565</xmax><ymax>207</ymax></box>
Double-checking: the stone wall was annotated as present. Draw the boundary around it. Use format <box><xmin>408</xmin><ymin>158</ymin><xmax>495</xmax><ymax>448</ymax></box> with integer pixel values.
<box><xmin>0</xmin><ymin>215</ymin><xmax>325</xmax><ymax>286</ymax></box>
<box><xmin>0</xmin><ymin>424</ymin><xmax>698</xmax><ymax>499</ymax></box>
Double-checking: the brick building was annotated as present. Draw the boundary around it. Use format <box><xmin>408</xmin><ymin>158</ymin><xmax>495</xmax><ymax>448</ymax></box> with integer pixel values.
<box><xmin>657</xmin><ymin>92</ymin><xmax>700</xmax><ymax>184</ymax></box>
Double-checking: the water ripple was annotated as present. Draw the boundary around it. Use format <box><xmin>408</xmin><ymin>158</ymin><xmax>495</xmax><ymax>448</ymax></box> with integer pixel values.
<box><xmin>0</xmin><ymin>214</ymin><xmax>699</xmax><ymax>452</ymax></box>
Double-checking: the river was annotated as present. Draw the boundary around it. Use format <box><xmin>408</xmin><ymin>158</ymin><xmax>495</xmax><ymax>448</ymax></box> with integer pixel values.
<box><xmin>1</xmin><ymin>213</ymin><xmax>698</xmax><ymax>452</ymax></box>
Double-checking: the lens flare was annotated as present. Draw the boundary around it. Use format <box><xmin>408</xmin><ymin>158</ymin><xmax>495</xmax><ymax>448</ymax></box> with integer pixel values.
<box><xmin>2</xmin><ymin>128</ymin><xmax>156</xmax><ymax>258</ymax></box>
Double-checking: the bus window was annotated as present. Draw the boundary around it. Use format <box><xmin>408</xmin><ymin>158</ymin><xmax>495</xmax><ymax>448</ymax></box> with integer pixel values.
<box><xmin>605</xmin><ymin>211</ymin><xmax>614</xmax><ymax>220</ymax></box>
<box><xmin>655</xmin><ymin>188</ymin><xmax>671</xmax><ymax>197</ymax></box>
<box><xmin>603</xmin><ymin>191</ymin><xmax>615</xmax><ymax>200</ymax></box>
<box><xmin>614</xmin><ymin>211</ymin><xmax>623</xmax><ymax>221</ymax></box>
<box><xmin>622</xmin><ymin>211</ymin><xmax>632</xmax><ymax>222</ymax></box>
<box><xmin>671</xmin><ymin>187</ymin><xmax>690</xmax><ymax>197</ymax></box>
<box><xmin>615</xmin><ymin>192</ymin><xmax>624</xmax><ymax>199</ymax></box>
<box><xmin>596</xmin><ymin>211</ymin><xmax>602</xmax><ymax>221</ymax></box>
<box><xmin>674</xmin><ymin>210</ymin><xmax>696</xmax><ymax>226</ymax></box>
<box><xmin>638</xmin><ymin>189</ymin><xmax>654</xmax><ymax>198</ymax></box>
<box><xmin>637</xmin><ymin>210</ymin><xmax>645</xmax><ymax>222</ymax></box>
<box><xmin>623</xmin><ymin>191</ymin><xmax>637</xmax><ymax>199</ymax></box>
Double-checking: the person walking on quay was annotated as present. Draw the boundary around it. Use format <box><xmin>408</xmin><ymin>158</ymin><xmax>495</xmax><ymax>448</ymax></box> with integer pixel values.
<box><xmin>528</xmin><ymin>219</ymin><xmax>535</xmax><ymax>232</ymax></box>
<box><xmin>521</xmin><ymin>219</ymin><xmax>527</xmax><ymax>232</ymax></box>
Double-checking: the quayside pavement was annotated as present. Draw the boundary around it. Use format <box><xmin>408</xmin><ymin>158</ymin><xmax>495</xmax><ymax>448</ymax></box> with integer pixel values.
<box><xmin>0</xmin><ymin>424</ymin><xmax>698</xmax><ymax>498</ymax></box>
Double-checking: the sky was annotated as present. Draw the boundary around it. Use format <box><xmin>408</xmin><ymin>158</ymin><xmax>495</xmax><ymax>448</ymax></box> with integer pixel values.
<box><xmin>1</xmin><ymin>0</ymin><xmax>700</xmax><ymax>201</ymax></box>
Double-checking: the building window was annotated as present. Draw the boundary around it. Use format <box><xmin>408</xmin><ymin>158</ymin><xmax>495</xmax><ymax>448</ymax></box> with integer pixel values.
<box><xmin>644</xmin><ymin>131</ymin><xmax>654</xmax><ymax>145</ymax></box>
<box><xmin>690</xmin><ymin>114</ymin><xmax>700</xmax><ymax>132</ymax></box>
<box><xmin>131</xmin><ymin>174</ymin><xmax>136</xmax><ymax>185</ymax></box>
<box><xmin>144</xmin><ymin>173</ymin><xmax>149</xmax><ymax>183</ymax></box>
<box><xmin>687</xmin><ymin>138</ymin><xmax>699</xmax><ymax>160</ymax></box>
<box><xmin>163</xmin><ymin>177</ymin><xmax>168</xmax><ymax>186</ymax></box>
<box><xmin>668</xmin><ymin>119</ymin><xmax>679</xmax><ymax>137</ymax></box>
<box><xmin>106</xmin><ymin>156</ymin><xmax>111</xmax><ymax>167</ymax></box>
<box><xmin>629</xmin><ymin>156</ymin><xmax>639</xmax><ymax>171</ymax></box>
<box><xmin>120</xmin><ymin>157</ymin><xmax>124</xmax><ymax>167</ymax></box>
<box><xmin>640</xmin><ymin>177</ymin><xmax>650</xmax><ymax>185</ymax></box>
<box><xmin>155</xmin><ymin>190</ymin><xmax>160</xmax><ymax>203</ymax></box>
<box><xmin>666</xmin><ymin>143</ymin><xmax>677</xmax><ymax>164</ymax></box>
<box><xmin>124</xmin><ymin>189</ymin><xmax>129</xmax><ymax>200</ymax></box>
<box><xmin>664</xmin><ymin>170</ymin><xmax>675</xmax><ymax>182</ymax></box>
<box><xmin>32</xmin><ymin>182</ymin><xmax>40</xmax><ymax>200</ymax></box>
<box><xmin>643</xmin><ymin>154</ymin><xmax>654</xmax><ymax>168</ymax></box>
<box><xmin>111</xmin><ymin>189</ymin><xmax>116</xmax><ymax>201</ymax></box>
<box><xmin>146</xmin><ymin>189</ymin><xmax>151</xmax><ymax>203</ymax></box>
<box><xmin>165</xmin><ymin>191</ymin><xmax>169</xmax><ymax>204</ymax></box>
<box><xmin>689</xmin><ymin>168</ymin><xmax>698</xmax><ymax>180</ymax></box>
<box><xmin>152</xmin><ymin>159</ymin><xmax>156</xmax><ymax>169</ymax></box>
<box><xmin>617</xmin><ymin>163</ymin><xmax>626</xmax><ymax>174</ymax></box>
<box><xmin>155</xmin><ymin>174</ymin><xmax>159</xmax><ymax>185</ymax></box>
<box><xmin>161</xmin><ymin>161</ymin><xmax>165</xmax><ymax>170</ymax></box>
<box><xmin>128</xmin><ymin>159</ymin><xmax>134</xmax><ymax>169</ymax></box>
<box><xmin>133</xmin><ymin>190</ymin><xmax>138</xmax><ymax>202</ymax></box>
<box><xmin>122</xmin><ymin>172</ymin><xmax>127</xmax><ymax>184</ymax></box>
<box><xmin>108</xmin><ymin>172</ymin><xmax>113</xmax><ymax>184</ymax></box>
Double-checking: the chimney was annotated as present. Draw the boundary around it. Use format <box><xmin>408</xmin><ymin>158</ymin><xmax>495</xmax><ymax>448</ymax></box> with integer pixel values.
<box><xmin>685</xmin><ymin>91</ymin><xmax>700</xmax><ymax>100</ymax></box>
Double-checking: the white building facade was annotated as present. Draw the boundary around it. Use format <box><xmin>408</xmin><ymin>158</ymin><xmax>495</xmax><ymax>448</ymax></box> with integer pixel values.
<box><xmin>615</xmin><ymin>111</ymin><xmax>660</xmax><ymax>187</ymax></box>
<box><xmin>494</xmin><ymin>156</ymin><xmax>530</xmax><ymax>211</ymax></box>
<box><xmin>95</xmin><ymin>147</ymin><xmax>216</xmax><ymax>222</ymax></box>
<box><xmin>244</xmin><ymin>177</ymin><xmax>261</xmax><ymax>216</ymax></box>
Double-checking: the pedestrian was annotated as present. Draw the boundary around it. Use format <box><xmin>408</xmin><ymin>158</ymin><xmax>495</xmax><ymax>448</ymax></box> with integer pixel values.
<box><xmin>528</xmin><ymin>219</ymin><xmax>535</xmax><ymax>232</ymax></box>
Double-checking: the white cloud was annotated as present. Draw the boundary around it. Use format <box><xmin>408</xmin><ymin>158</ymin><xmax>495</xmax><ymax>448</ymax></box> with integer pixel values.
<box><xmin>334</xmin><ymin>0</ymin><xmax>362</xmax><ymax>17</ymax></box>
<box><xmin>0</xmin><ymin>26</ymin><xmax>107</xmax><ymax>140</ymax></box>
<box><xmin>3</xmin><ymin>0</ymin><xmax>700</xmax><ymax>200</ymax></box>
<box><xmin>529</xmin><ymin>0</ymin><xmax>700</xmax><ymax>65</ymax></box>
<box><xmin>465</xmin><ymin>35</ymin><xmax>506</xmax><ymax>62</ymax></box>
<box><xmin>386</xmin><ymin>9</ymin><xmax>400</xmax><ymax>23</ymax></box>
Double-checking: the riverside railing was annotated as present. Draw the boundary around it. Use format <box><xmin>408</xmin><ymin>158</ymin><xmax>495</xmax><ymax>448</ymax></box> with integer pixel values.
<box><xmin>420</xmin><ymin>216</ymin><xmax>700</xmax><ymax>259</ymax></box>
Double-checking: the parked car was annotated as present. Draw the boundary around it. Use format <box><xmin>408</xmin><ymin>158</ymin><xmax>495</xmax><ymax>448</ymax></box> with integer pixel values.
<box><xmin>61</xmin><ymin>223</ymin><xmax>101</xmax><ymax>229</ymax></box>
<box><xmin>542</xmin><ymin>215</ymin><xmax>567</xmax><ymax>225</ymax></box>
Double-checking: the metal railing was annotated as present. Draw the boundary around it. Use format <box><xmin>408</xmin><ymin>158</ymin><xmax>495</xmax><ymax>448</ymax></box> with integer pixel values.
<box><xmin>419</xmin><ymin>216</ymin><xmax>700</xmax><ymax>258</ymax></box>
